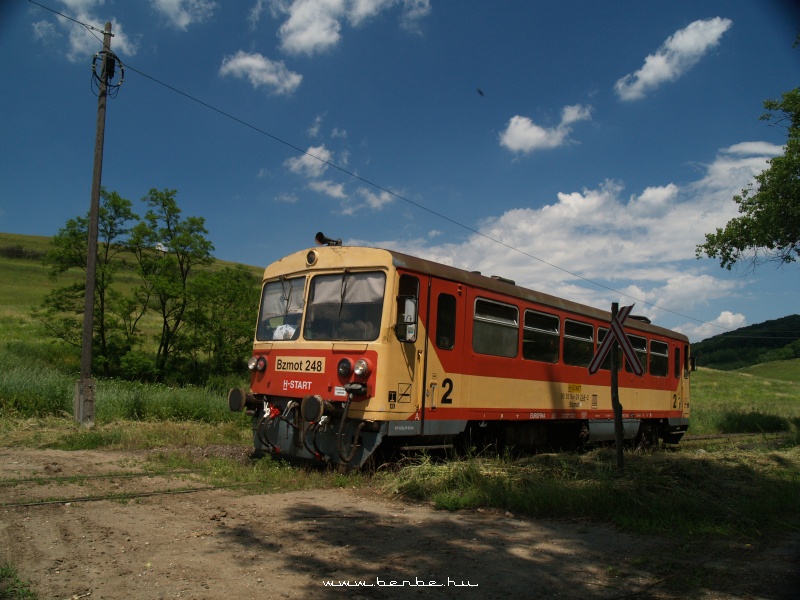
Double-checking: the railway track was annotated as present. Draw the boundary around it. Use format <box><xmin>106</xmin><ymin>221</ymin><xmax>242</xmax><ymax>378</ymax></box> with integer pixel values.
<box><xmin>1</xmin><ymin>432</ymin><xmax>788</xmax><ymax>508</ymax></box>
<box><xmin>0</xmin><ymin>468</ymin><xmax>194</xmax><ymax>486</ymax></box>
<box><xmin>0</xmin><ymin>467</ymin><xmax>263</xmax><ymax>509</ymax></box>
<box><xmin>681</xmin><ymin>431</ymin><xmax>788</xmax><ymax>443</ymax></box>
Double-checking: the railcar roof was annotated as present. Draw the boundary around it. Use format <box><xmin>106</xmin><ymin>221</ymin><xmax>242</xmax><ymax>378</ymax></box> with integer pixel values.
<box><xmin>265</xmin><ymin>245</ymin><xmax>689</xmax><ymax>342</ymax></box>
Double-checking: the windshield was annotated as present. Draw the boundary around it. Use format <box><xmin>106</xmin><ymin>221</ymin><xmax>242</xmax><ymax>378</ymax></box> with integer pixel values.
<box><xmin>304</xmin><ymin>271</ymin><xmax>385</xmax><ymax>341</ymax></box>
<box><xmin>256</xmin><ymin>276</ymin><xmax>306</xmax><ymax>341</ymax></box>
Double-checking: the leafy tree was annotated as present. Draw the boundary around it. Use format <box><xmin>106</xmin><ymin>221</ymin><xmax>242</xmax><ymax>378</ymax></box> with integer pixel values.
<box><xmin>178</xmin><ymin>266</ymin><xmax>260</xmax><ymax>380</ymax></box>
<box><xmin>697</xmin><ymin>87</ymin><xmax>800</xmax><ymax>269</ymax></box>
<box><xmin>34</xmin><ymin>189</ymin><xmax>137</xmax><ymax>374</ymax></box>
<box><xmin>128</xmin><ymin>188</ymin><xmax>215</xmax><ymax>377</ymax></box>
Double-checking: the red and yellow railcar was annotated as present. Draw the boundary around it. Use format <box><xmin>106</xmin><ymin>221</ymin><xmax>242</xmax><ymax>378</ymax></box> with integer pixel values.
<box><xmin>229</xmin><ymin>234</ymin><xmax>692</xmax><ymax>466</ymax></box>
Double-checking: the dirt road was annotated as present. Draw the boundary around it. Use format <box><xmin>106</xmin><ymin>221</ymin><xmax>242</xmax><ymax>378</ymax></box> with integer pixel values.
<box><xmin>0</xmin><ymin>448</ymin><xmax>797</xmax><ymax>599</ymax></box>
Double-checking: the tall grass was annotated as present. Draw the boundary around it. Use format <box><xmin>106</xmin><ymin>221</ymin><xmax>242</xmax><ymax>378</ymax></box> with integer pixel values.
<box><xmin>0</xmin><ymin>417</ymin><xmax>249</xmax><ymax>451</ymax></box>
<box><xmin>0</xmin><ymin>344</ymin><xmax>239</xmax><ymax>424</ymax></box>
<box><xmin>690</xmin><ymin>368</ymin><xmax>800</xmax><ymax>435</ymax></box>
<box><xmin>0</xmin><ymin>345</ymin><xmax>73</xmax><ymax>417</ymax></box>
<box><xmin>381</xmin><ymin>367</ymin><xmax>800</xmax><ymax>537</ymax></box>
<box><xmin>95</xmin><ymin>379</ymin><xmax>236</xmax><ymax>423</ymax></box>
<box><xmin>385</xmin><ymin>444</ymin><xmax>800</xmax><ymax>537</ymax></box>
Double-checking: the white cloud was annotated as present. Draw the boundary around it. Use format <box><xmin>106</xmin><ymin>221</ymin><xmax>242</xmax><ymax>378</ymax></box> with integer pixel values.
<box><xmin>273</xmin><ymin>0</ymin><xmax>431</xmax><ymax>56</ymax></box>
<box><xmin>615</xmin><ymin>17</ymin><xmax>732</xmax><ymax>101</ymax></box>
<box><xmin>219</xmin><ymin>51</ymin><xmax>302</xmax><ymax>95</ymax></box>
<box><xmin>367</xmin><ymin>140</ymin><xmax>777</xmax><ymax>334</ymax></box>
<box><xmin>309</xmin><ymin>179</ymin><xmax>347</xmax><ymax>199</ymax></box>
<box><xmin>675</xmin><ymin>311</ymin><xmax>746</xmax><ymax>342</ymax></box>
<box><xmin>38</xmin><ymin>1</ymin><xmax>140</xmax><ymax>62</ymax></box>
<box><xmin>628</xmin><ymin>184</ymin><xmax>679</xmax><ymax>218</ymax></box>
<box><xmin>150</xmin><ymin>0</ymin><xmax>218</xmax><ymax>30</ymax></box>
<box><xmin>358</xmin><ymin>188</ymin><xmax>394</xmax><ymax>209</ymax></box>
<box><xmin>274</xmin><ymin>192</ymin><xmax>299</xmax><ymax>203</ymax></box>
<box><xmin>276</xmin><ymin>0</ymin><xmax>343</xmax><ymax>56</ymax></box>
<box><xmin>57</xmin><ymin>0</ymin><xmax>101</xmax><ymax>9</ymax></box>
<box><xmin>308</xmin><ymin>114</ymin><xmax>324</xmax><ymax>137</ymax></box>
<box><xmin>725</xmin><ymin>141</ymin><xmax>784</xmax><ymax>156</ymax></box>
<box><xmin>249</xmin><ymin>0</ymin><xmax>268</xmax><ymax>29</ymax></box>
<box><xmin>283</xmin><ymin>146</ymin><xmax>350</xmax><ymax>202</ymax></box>
<box><xmin>348</xmin><ymin>0</ymin><xmax>395</xmax><ymax>24</ymax></box>
<box><xmin>32</xmin><ymin>20</ymin><xmax>56</xmax><ymax>43</ymax></box>
<box><xmin>399</xmin><ymin>0</ymin><xmax>431</xmax><ymax>33</ymax></box>
<box><xmin>282</xmin><ymin>148</ymin><xmax>399</xmax><ymax>213</ymax></box>
<box><xmin>284</xmin><ymin>145</ymin><xmax>333</xmax><ymax>178</ymax></box>
<box><xmin>499</xmin><ymin>104</ymin><xmax>592</xmax><ymax>154</ymax></box>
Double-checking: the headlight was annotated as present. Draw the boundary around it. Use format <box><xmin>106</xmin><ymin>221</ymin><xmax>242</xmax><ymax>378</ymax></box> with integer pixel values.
<box><xmin>248</xmin><ymin>356</ymin><xmax>267</xmax><ymax>372</ymax></box>
<box><xmin>354</xmin><ymin>358</ymin><xmax>370</xmax><ymax>377</ymax></box>
<box><xmin>337</xmin><ymin>358</ymin><xmax>352</xmax><ymax>377</ymax></box>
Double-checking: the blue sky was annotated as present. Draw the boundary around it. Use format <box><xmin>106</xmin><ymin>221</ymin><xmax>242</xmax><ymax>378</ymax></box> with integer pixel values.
<box><xmin>1</xmin><ymin>0</ymin><xmax>798</xmax><ymax>341</ymax></box>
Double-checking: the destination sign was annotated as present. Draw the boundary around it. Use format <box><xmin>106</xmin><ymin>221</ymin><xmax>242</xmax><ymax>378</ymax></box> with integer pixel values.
<box><xmin>274</xmin><ymin>357</ymin><xmax>326</xmax><ymax>373</ymax></box>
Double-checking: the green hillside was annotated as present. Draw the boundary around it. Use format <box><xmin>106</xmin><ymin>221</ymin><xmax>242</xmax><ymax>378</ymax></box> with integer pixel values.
<box><xmin>0</xmin><ymin>232</ymin><xmax>62</xmax><ymax>303</ymax></box>
<box><xmin>0</xmin><ymin>231</ymin><xmax>262</xmax><ymax>310</ymax></box>
<box><xmin>1</xmin><ymin>231</ymin><xmax>265</xmax><ymax>384</ymax></box>
<box><xmin>738</xmin><ymin>358</ymin><xmax>800</xmax><ymax>383</ymax></box>
<box><xmin>691</xmin><ymin>314</ymin><xmax>800</xmax><ymax>371</ymax></box>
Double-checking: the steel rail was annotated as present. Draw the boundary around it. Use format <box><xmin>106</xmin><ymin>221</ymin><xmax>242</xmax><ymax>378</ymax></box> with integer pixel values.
<box><xmin>0</xmin><ymin>469</ymin><xmax>195</xmax><ymax>487</ymax></box>
<box><xmin>0</xmin><ymin>481</ymin><xmax>265</xmax><ymax>509</ymax></box>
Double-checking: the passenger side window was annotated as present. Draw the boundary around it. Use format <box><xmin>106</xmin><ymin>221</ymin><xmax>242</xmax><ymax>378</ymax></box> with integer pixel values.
<box><xmin>650</xmin><ymin>340</ymin><xmax>669</xmax><ymax>377</ymax></box>
<box><xmin>523</xmin><ymin>310</ymin><xmax>559</xmax><ymax>363</ymax></box>
<box><xmin>473</xmin><ymin>298</ymin><xmax>519</xmax><ymax>358</ymax></box>
<box><xmin>625</xmin><ymin>335</ymin><xmax>647</xmax><ymax>374</ymax></box>
<box><xmin>563</xmin><ymin>320</ymin><xmax>593</xmax><ymax>366</ymax></box>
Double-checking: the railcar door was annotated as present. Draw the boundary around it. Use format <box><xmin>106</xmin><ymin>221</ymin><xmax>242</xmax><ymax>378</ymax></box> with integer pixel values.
<box><xmin>679</xmin><ymin>342</ymin><xmax>691</xmax><ymax>416</ymax></box>
<box><xmin>420</xmin><ymin>278</ymin><xmax>465</xmax><ymax>435</ymax></box>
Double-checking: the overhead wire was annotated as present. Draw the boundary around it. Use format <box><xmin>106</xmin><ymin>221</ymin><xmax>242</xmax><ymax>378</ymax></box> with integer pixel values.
<box><xmin>26</xmin><ymin>0</ymin><xmax>109</xmax><ymax>36</ymax></box>
<box><xmin>26</xmin><ymin>0</ymin><xmax>793</xmax><ymax>336</ymax></box>
<box><xmin>116</xmin><ymin>61</ymin><xmax>741</xmax><ymax>330</ymax></box>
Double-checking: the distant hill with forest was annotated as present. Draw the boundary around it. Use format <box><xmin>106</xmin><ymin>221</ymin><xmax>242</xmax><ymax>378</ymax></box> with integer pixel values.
<box><xmin>692</xmin><ymin>314</ymin><xmax>800</xmax><ymax>370</ymax></box>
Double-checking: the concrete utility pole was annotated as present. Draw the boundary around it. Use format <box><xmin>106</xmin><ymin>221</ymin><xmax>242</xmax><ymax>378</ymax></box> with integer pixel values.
<box><xmin>75</xmin><ymin>22</ymin><xmax>113</xmax><ymax>426</ymax></box>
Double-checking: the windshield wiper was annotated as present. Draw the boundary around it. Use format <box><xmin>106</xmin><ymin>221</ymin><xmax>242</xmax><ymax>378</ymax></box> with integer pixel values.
<box><xmin>280</xmin><ymin>276</ymin><xmax>292</xmax><ymax>316</ymax></box>
<box><xmin>339</xmin><ymin>269</ymin><xmax>349</xmax><ymax>316</ymax></box>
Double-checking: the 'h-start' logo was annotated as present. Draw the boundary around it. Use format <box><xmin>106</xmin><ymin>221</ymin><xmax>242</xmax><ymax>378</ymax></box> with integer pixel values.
<box><xmin>282</xmin><ymin>380</ymin><xmax>312</xmax><ymax>391</ymax></box>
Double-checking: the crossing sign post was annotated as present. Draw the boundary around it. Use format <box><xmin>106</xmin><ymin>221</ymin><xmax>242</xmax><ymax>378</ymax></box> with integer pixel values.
<box><xmin>588</xmin><ymin>303</ymin><xmax>643</xmax><ymax>376</ymax></box>
<box><xmin>588</xmin><ymin>302</ymin><xmax>642</xmax><ymax>474</ymax></box>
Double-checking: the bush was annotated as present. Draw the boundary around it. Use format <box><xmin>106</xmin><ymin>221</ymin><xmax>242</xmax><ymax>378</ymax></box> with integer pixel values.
<box><xmin>119</xmin><ymin>351</ymin><xmax>159</xmax><ymax>382</ymax></box>
<box><xmin>0</xmin><ymin>362</ymin><xmax>71</xmax><ymax>418</ymax></box>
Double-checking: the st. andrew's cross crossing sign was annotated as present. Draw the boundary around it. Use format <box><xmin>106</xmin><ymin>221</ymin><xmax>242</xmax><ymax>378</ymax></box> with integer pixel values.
<box><xmin>588</xmin><ymin>304</ymin><xmax>644</xmax><ymax>376</ymax></box>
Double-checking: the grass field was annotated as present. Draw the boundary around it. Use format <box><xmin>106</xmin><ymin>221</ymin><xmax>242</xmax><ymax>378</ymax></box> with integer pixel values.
<box><xmin>690</xmin><ymin>367</ymin><xmax>800</xmax><ymax>435</ymax></box>
<box><xmin>739</xmin><ymin>358</ymin><xmax>800</xmax><ymax>383</ymax></box>
<box><xmin>1</xmin><ymin>231</ymin><xmax>799</xmax><ymax>543</ymax></box>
